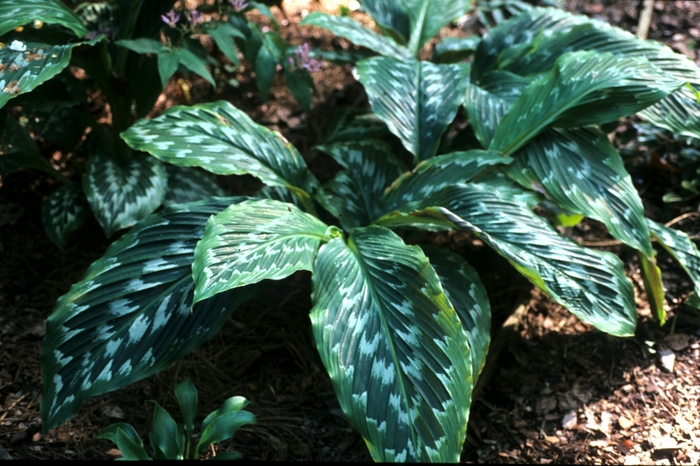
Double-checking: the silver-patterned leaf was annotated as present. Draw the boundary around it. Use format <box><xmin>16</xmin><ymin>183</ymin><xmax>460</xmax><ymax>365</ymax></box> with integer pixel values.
<box><xmin>41</xmin><ymin>183</ymin><xmax>89</xmax><ymax>250</ymax></box>
<box><xmin>317</xmin><ymin>140</ymin><xmax>405</xmax><ymax>229</ymax></box>
<box><xmin>82</xmin><ymin>152</ymin><xmax>167</xmax><ymax>237</ymax></box>
<box><xmin>647</xmin><ymin>219</ymin><xmax>700</xmax><ymax>307</ymax></box>
<box><xmin>41</xmin><ymin>197</ymin><xmax>258</xmax><ymax>431</ymax></box>
<box><xmin>504</xmin><ymin>127</ymin><xmax>653</xmax><ymax>258</ymax></box>
<box><xmin>192</xmin><ymin>199</ymin><xmax>331</xmax><ymax>305</ymax></box>
<box><xmin>463</xmin><ymin>84</ymin><xmax>510</xmax><ymax>149</ymax></box>
<box><xmin>163</xmin><ymin>164</ymin><xmax>225</xmax><ymax>207</ymax></box>
<box><xmin>490</xmin><ymin>51</ymin><xmax>684</xmax><ymax>155</ymax></box>
<box><xmin>421</xmin><ymin>245</ymin><xmax>491</xmax><ymax>379</ymax></box>
<box><xmin>0</xmin><ymin>38</ymin><xmax>101</xmax><ymax>109</ymax></box>
<box><xmin>357</xmin><ymin>57</ymin><xmax>471</xmax><ymax>164</ymax></box>
<box><xmin>639</xmin><ymin>87</ymin><xmax>700</xmax><ymax>141</ymax></box>
<box><xmin>121</xmin><ymin>101</ymin><xmax>319</xmax><ymax>204</ymax></box>
<box><xmin>390</xmin><ymin>181</ymin><xmax>637</xmax><ymax>336</ymax></box>
<box><xmin>310</xmin><ymin>226</ymin><xmax>472</xmax><ymax>462</ymax></box>
<box><xmin>380</xmin><ymin>150</ymin><xmax>509</xmax><ymax>215</ymax></box>
<box><xmin>300</xmin><ymin>12</ymin><xmax>411</xmax><ymax>59</ymax></box>
<box><xmin>0</xmin><ymin>0</ymin><xmax>88</xmax><ymax>37</ymax></box>
<box><xmin>399</xmin><ymin>0</ymin><xmax>472</xmax><ymax>56</ymax></box>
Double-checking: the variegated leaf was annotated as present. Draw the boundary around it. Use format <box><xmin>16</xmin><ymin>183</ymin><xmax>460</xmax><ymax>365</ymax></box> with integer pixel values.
<box><xmin>192</xmin><ymin>199</ymin><xmax>332</xmax><ymax>305</ymax></box>
<box><xmin>357</xmin><ymin>57</ymin><xmax>471</xmax><ymax>164</ymax></box>
<box><xmin>163</xmin><ymin>164</ymin><xmax>225</xmax><ymax>207</ymax></box>
<box><xmin>121</xmin><ymin>101</ymin><xmax>319</xmax><ymax>207</ymax></box>
<box><xmin>300</xmin><ymin>12</ymin><xmax>410</xmax><ymax>59</ymax></box>
<box><xmin>490</xmin><ymin>51</ymin><xmax>684</xmax><ymax>156</ymax></box>
<box><xmin>471</xmin><ymin>7</ymin><xmax>586</xmax><ymax>82</ymax></box>
<box><xmin>320</xmin><ymin>110</ymin><xmax>389</xmax><ymax>146</ymax></box>
<box><xmin>360</xmin><ymin>0</ymin><xmax>411</xmax><ymax>44</ymax></box>
<box><xmin>387</xmin><ymin>181</ymin><xmax>637</xmax><ymax>336</ymax></box>
<box><xmin>639</xmin><ymin>87</ymin><xmax>700</xmax><ymax>141</ymax></box>
<box><xmin>317</xmin><ymin>140</ymin><xmax>405</xmax><ymax>229</ymax></box>
<box><xmin>421</xmin><ymin>245</ymin><xmax>491</xmax><ymax>379</ymax></box>
<box><xmin>434</xmin><ymin>36</ymin><xmax>480</xmax><ymax>63</ymax></box>
<box><xmin>399</xmin><ymin>0</ymin><xmax>471</xmax><ymax>56</ymax></box>
<box><xmin>463</xmin><ymin>71</ymin><xmax>528</xmax><ymax>148</ymax></box>
<box><xmin>503</xmin><ymin>127</ymin><xmax>653</xmax><ymax>258</ymax></box>
<box><xmin>310</xmin><ymin>226</ymin><xmax>472</xmax><ymax>462</ymax></box>
<box><xmin>0</xmin><ymin>0</ymin><xmax>88</xmax><ymax>37</ymax></box>
<box><xmin>82</xmin><ymin>152</ymin><xmax>167</xmax><ymax>237</ymax></box>
<box><xmin>380</xmin><ymin>150</ymin><xmax>509</xmax><ymax>215</ymax></box>
<box><xmin>41</xmin><ymin>197</ymin><xmax>258</xmax><ymax>431</ymax></box>
<box><xmin>0</xmin><ymin>38</ymin><xmax>101</xmax><ymax>109</ymax></box>
<box><xmin>647</xmin><ymin>219</ymin><xmax>700</xmax><ymax>307</ymax></box>
<box><xmin>41</xmin><ymin>183</ymin><xmax>89</xmax><ymax>250</ymax></box>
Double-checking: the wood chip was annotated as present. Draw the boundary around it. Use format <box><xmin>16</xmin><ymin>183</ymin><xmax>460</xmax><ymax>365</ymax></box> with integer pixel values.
<box><xmin>562</xmin><ymin>410</ymin><xmax>577</xmax><ymax>429</ymax></box>
<box><xmin>658</xmin><ymin>349</ymin><xmax>675</xmax><ymax>372</ymax></box>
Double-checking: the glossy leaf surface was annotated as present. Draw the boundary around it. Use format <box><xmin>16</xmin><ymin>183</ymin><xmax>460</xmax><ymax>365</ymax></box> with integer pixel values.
<box><xmin>504</xmin><ymin>127</ymin><xmax>653</xmax><ymax>257</ymax></box>
<box><xmin>41</xmin><ymin>198</ymin><xmax>258</xmax><ymax>431</ymax></box>
<box><xmin>421</xmin><ymin>245</ymin><xmax>491</xmax><ymax>379</ymax></box>
<box><xmin>360</xmin><ymin>0</ymin><xmax>411</xmax><ymax>43</ymax></box>
<box><xmin>318</xmin><ymin>141</ymin><xmax>404</xmax><ymax>229</ymax></box>
<box><xmin>195</xmin><ymin>397</ymin><xmax>256</xmax><ymax>457</ymax></box>
<box><xmin>357</xmin><ymin>57</ymin><xmax>471</xmax><ymax>164</ymax></box>
<box><xmin>192</xmin><ymin>199</ymin><xmax>331</xmax><ymax>304</ymax></box>
<box><xmin>0</xmin><ymin>0</ymin><xmax>88</xmax><ymax>37</ymax></box>
<box><xmin>400</xmin><ymin>0</ymin><xmax>471</xmax><ymax>56</ymax></box>
<box><xmin>82</xmin><ymin>152</ymin><xmax>167</xmax><ymax>236</ymax></box>
<box><xmin>388</xmin><ymin>182</ymin><xmax>637</xmax><ymax>336</ymax></box>
<box><xmin>121</xmin><ymin>101</ymin><xmax>318</xmax><ymax>197</ymax></box>
<box><xmin>490</xmin><ymin>51</ymin><xmax>683</xmax><ymax>155</ymax></box>
<box><xmin>647</xmin><ymin>220</ymin><xmax>700</xmax><ymax>304</ymax></box>
<box><xmin>300</xmin><ymin>12</ymin><xmax>411</xmax><ymax>59</ymax></box>
<box><xmin>310</xmin><ymin>227</ymin><xmax>472</xmax><ymax>462</ymax></box>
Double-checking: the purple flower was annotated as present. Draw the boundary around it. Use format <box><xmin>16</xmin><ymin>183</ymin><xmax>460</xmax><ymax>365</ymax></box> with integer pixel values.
<box><xmin>291</xmin><ymin>43</ymin><xmax>322</xmax><ymax>73</ymax></box>
<box><xmin>186</xmin><ymin>9</ymin><xmax>204</xmax><ymax>28</ymax></box>
<box><xmin>161</xmin><ymin>10</ymin><xmax>180</xmax><ymax>28</ymax></box>
<box><xmin>230</xmin><ymin>0</ymin><xmax>249</xmax><ymax>12</ymax></box>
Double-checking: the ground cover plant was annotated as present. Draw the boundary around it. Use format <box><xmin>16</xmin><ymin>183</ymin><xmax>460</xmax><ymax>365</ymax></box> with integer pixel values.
<box><xmin>0</xmin><ymin>0</ymin><xmax>317</xmax><ymax>249</ymax></box>
<box><xmin>29</xmin><ymin>0</ymin><xmax>700</xmax><ymax>462</ymax></box>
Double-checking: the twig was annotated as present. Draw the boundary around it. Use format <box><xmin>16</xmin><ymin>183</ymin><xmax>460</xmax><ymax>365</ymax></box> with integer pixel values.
<box><xmin>664</xmin><ymin>212</ymin><xmax>700</xmax><ymax>228</ymax></box>
<box><xmin>637</xmin><ymin>0</ymin><xmax>655</xmax><ymax>40</ymax></box>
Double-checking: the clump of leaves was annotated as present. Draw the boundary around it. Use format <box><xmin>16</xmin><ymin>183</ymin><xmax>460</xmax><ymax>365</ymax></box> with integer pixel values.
<box><xmin>39</xmin><ymin>2</ymin><xmax>700</xmax><ymax>463</ymax></box>
<box><xmin>98</xmin><ymin>378</ymin><xmax>255</xmax><ymax>460</ymax></box>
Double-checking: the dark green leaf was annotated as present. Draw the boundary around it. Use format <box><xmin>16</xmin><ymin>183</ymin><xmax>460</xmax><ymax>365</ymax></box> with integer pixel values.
<box><xmin>0</xmin><ymin>0</ymin><xmax>88</xmax><ymax>37</ymax></box>
<box><xmin>639</xmin><ymin>87</ymin><xmax>700</xmax><ymax>141</ymax></box>
<box><xmin>115</xmin><ymin>38</ymin><xmax>166</xmax><ymax>55</ymax></box>
<box><xmin>82</xmin><ymin>152</ymin><xmax>167</xmax><ymax>237</ymax></box>
<box><xmin>490</xmin><ymin>51</ymin><xmax>684</xmax><ymax>155</ymax></box>
<box><xmin>196</xmin><ymin>399</ymin><xmax>255</xmax><ymax>457</ymax></box>
<box><xmin>320</xmin><ymin>110</ymin><xmax>389</xmax><ymax>146</ymax></box>
<box><xmin>300</xmin><ymin>12</ymin><xmax>410</xmax><ymax>59</ymax></box>
<box><xmin>41</xmin><ymin>183</ymin><xmax>89</xmax><ymax>250</ymax></box>
<box><xmin>391</xmin><ymin>181</ymin><xmax>637</xmax><ymax>336</ymax></box>
<box><xmin>310</xmin><ymin>227</ymin><xmax>472</xmax><ymax>462</ymax></box>
<box><xmin>178</xmin><ymin>47</ymin><xmax>215</xmax><ymax>87</ymax></box>
<box><xmin>207</xmin><ymin>21</ymin><xmax>243</xmax><ymax>68</ymax></box>
<box><xmin>400</xmin><ymin>0</ymin><xmax>471</xmax><ymax>56</ymax></box>
<box><xmin>317</xmin><ymin>140</ymin><xmax>405</xmax><ymax>229</ymax></box>
<box><xmin>149</xmin><ymin>401</ymin><xmax>185</xmax><ymax>460</ymax></box>
<box><xmin>174</xmin><ymin>378</ymin><xmax>198</xmax><ymax>441</ymax></box>
<box><xmin>97</xmin><ymin>424</ymin><xmax>152</xmax><ymax>461</ymax></box>
<box><xmin>357</xmin><ymin>56</ymin><xmax>471</xmax><ymax>164</ymax></box>
<box><xmin>380</xmin><ymin>150</ymin><xmax>509</xmax><ymax>214</ymax></box>
<box><xmin>284</xmin><ymin>67</ymin><xmax>312</xmax><ymax>113</ymax></box>
<box><xmin>162</xmin><ymin>164</ymin><xmax>225</xmax><ymax>207</ymax></box>
<box><xmin>40</xmin><ymin>197</ymin><xmax>258</xmax><ymax>432</ymax></box>
<box><xmin>360</xmin><ymin>0</ymin><xmax>411</xmax><ymax>43</ymax></box>
<box><xmin>192</xmin><ymin>199</ymin><xmax>331</xmax><ymax>304</ymax></box>
<box><xmin>421</xmin><ymin>245</ymin><xmax>491</xmax><ymax>379</ymax></box>
<box><xmin>157</xmin><ymin>49</ymin><xmax>180</xmax><ymax>88</ymax></box>
<box><xmin>434</xmin><ymin>36</ymin><xmax>480</xmax><ymax>63</ymax></box>
<box><xmin>504</xmin><ymin>127</ymin><xmax>653</xmax><ymax>257</ymax></box>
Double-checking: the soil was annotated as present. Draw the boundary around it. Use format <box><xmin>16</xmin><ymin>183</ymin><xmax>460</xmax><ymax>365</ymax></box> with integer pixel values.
<box><xmin>2</xmin><ymin>0</ymin><xmax>700</xmax><ymax>463</ymax></box>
